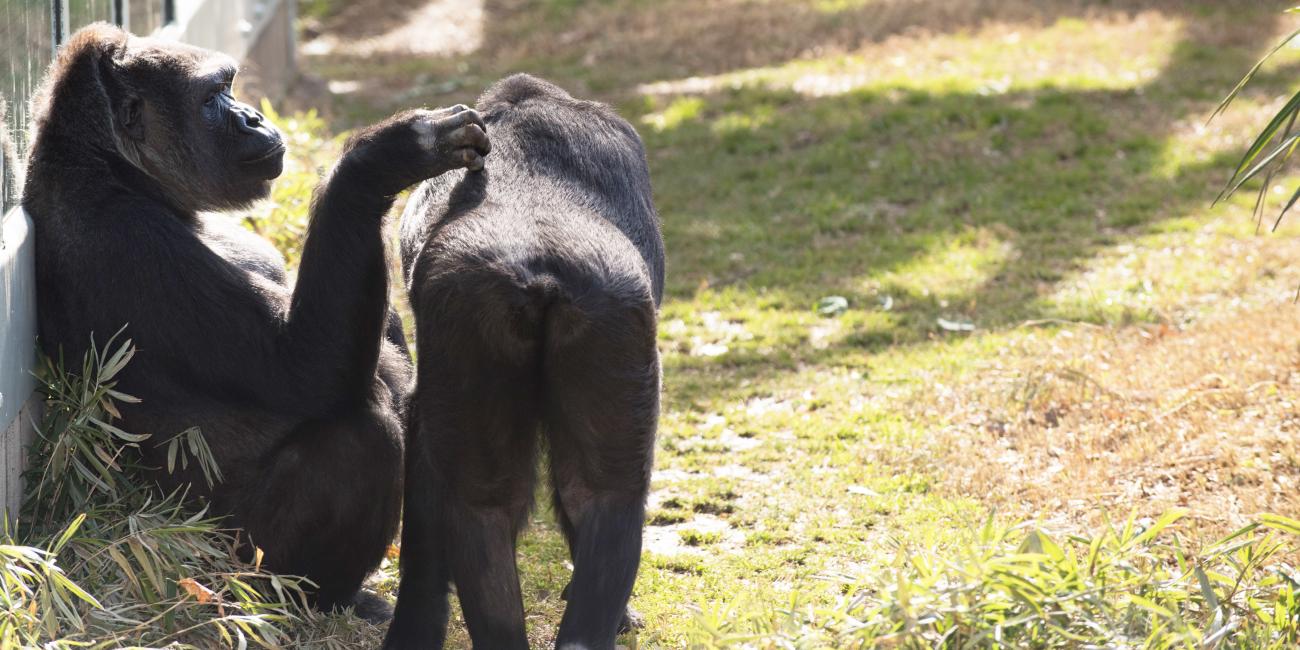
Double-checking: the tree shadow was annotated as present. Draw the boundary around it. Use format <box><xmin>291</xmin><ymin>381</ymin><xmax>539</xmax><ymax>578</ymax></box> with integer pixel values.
<box><xmin>298</xmin><ymin>0</ymin><xmax>1291</xmax><ymax>116</ymax></box>
<box><xmin>479</xmin><ymin>0</ymin><xmax>1268</xmax><ymax>94</ymax></box>
<box><xmin>635</xmin><ymin>7</ymin><xmax>1296</xmax><ymax>410</ymax></box>
<box><xmin>295</xmin><ymin>0</ymin><xmax>1297</xmax><ymax>411</ymax></box>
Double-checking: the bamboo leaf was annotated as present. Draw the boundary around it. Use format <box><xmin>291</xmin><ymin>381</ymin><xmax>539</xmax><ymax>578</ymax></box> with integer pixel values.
<box><xmin>1260</xmin><ymin>513</ymin><xmax>1300</xmax><ymax>536</ymax></box>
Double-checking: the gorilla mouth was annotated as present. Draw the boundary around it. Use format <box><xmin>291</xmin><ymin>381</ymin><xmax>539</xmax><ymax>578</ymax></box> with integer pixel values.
<box><xmin>242</xmin><ymin>144</ymin><xmax>286</xmax><ymax>164</ymax></box>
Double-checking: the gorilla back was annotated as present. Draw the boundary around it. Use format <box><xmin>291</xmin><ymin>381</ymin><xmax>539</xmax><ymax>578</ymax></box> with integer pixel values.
<box><xmin>386</xmin><ymin>74</ymin><xmax>664</xmax><ymax>649</ymax></box>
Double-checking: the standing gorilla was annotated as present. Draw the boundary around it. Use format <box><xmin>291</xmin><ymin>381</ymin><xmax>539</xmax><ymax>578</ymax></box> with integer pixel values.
<box><xmin>22</xmin><ymin>24</ymin><xmax>489</xmax><ymax>615</ymax></box>
<box><xmin>385</xmin><ymin>74</ymin><xmax>664</xmax><ymax>649</ymax></box>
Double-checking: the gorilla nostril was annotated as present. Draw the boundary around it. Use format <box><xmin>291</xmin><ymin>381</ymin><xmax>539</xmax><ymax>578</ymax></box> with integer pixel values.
<box><xmin>235</xmin><ymin>106</ymin><xmax>268</xmax><ymax>134</ymax></box>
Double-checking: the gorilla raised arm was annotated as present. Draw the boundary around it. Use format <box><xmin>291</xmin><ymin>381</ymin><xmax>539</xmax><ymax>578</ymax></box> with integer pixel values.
<box><xmin>22</xmin><ymin>23</ymin><xmax>489</xmax><ymax>616</ymax></box>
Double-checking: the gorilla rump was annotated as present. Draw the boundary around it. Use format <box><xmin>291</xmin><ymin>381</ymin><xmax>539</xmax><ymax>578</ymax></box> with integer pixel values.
<box><xmin>23</xmin><ymin>23</ymin><xmax>488</xmax><ymax>615</ymax></box>
<box><xmin>385</xmin><ymin>74</ymin><xmax>664</xmax><ymax>649</ymax></box>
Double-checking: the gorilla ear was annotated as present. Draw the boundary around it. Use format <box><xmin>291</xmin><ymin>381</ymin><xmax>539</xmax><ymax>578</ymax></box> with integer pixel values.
<box><xmin>116</xmin><ymin>95</ymin><xmax>144</xmax><ymax>140</ymax></box>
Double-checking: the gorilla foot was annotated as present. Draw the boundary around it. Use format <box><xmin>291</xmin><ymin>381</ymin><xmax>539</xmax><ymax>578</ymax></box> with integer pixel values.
<box><xmin>618</xmin><ymin>605</ymin><xmax>645</xmax><ymax>635</ymax></box>
<box><xmin>560</xmin><ymin>582</ymin><xmax>643</xmax><ymax>634</ymax></box>
<box><xmin>349</xmin><ymin>589</ymin><xmax>395</xmax><ymax>624</ymax></box>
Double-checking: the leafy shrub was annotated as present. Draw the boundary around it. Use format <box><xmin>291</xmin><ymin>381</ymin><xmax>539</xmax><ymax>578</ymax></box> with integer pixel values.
<box><xmin>1216</xmin><ymin>10</ymin><xmax>1300</xmax><ymax>229</ymax></box>
<box><xmin>690</xmin><ymin>511</ymin><xmax>1300</xmax><ymax>648</ymax></box>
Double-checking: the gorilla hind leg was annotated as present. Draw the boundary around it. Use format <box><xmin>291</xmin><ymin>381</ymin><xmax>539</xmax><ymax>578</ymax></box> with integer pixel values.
<box><xmin>240</xmin><ymin>409</ymin><xmax>403</xmax><ymax>613</ymax></box>
<box><xmin>447</xmin><ymin>490</ymin><xmax>533</xmax><ymax>649</ymax></box>
<box><xmin>552</xmin><ymin>484</ymin><xmax>646</xmax><ymax>635</ymax></box>
<box><xmin>544</xmin><ymin>298</ymin><xmax>659</xmax><ymax>649</ymax></box>
<box><xmin>385</xmin><ymin>405</ymin><xmax>451</xmax><ymax>649</ymax></box>
<box><xmin>389</xmin><ymin>452</ymin><xmax>533</xmax><ymax>650</ymax></box>
<box><xmin>386</xmin><ymin>303</ymin><xmax>540</xmax><ymax>649</ymax></box>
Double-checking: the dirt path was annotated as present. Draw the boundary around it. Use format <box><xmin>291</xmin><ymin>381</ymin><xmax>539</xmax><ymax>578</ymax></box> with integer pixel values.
<box><xmin>301</xmin><ymin>0</ymin><xmax>484</xmax><ymax>58</ymax></box>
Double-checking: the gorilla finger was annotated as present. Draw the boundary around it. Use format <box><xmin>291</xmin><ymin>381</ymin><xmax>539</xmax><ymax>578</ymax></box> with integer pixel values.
<box><xmin>465</xmin><ymin>122</ymin><xmax>488</xmax><ymax>152</ymax></box>
<box><xmin>449</xmin><ymin>123</ymin><xmax>491</xmax><ymax>154</ymax></box>
<box><xmin>425</xmin><ymin>104</ymin><xmax>470</xmax><ymax>120</ymax></box>
<box><xmin>442</xmin><ymin>107</ymin><xmax>486</xmax><ymax>134</ymax></box>
<box><xmin>462</xmin><ymin>150</ymin><xmax>485</xmax><ymax>172</ymax></box>
<box><xmin>463</xmin><ymin>108</ymin><xmax>486</xmax><ymax>132</ymax></box>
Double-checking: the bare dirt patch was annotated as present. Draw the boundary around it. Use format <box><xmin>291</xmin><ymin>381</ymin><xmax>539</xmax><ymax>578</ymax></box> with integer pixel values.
<box><xmin>302</xmin><ymin>0</ymin><xmax>484</xmax><ymax>58</ymax></box>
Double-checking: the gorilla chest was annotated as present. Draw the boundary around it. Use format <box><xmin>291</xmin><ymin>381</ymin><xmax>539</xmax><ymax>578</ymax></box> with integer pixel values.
<box><xmin>197</xmin><ymin>215</ymin><xmax>288</xmax><ymax>286</ymax></box>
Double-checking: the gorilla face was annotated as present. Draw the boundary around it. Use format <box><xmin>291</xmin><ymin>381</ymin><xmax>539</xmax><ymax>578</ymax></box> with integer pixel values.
<box><xmin>108</xmin><ymin>37</ymin><xmax>286</xmax><ymax>211</ymax></box>
<box><xmin>198</xmin><ymin>65</ymin><xmax>286</xmax><ymax>185</ymax></box>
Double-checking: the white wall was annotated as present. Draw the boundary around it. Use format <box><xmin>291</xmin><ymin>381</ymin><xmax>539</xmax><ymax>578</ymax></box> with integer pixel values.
<box><xmin>0</xmin><ymin>208</ymin><xmax>38</xmax><ymax>518</ymax></box>
<box><xmin>165</xmin><ymin>0</ymin><xmax>290</xmax><ymax>64</ymax></box>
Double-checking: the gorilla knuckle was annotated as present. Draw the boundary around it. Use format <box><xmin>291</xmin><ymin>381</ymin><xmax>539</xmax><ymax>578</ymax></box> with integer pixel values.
<box><xmin>410</xmin><ymin>119</ymin><xmax>438</xmax><ymax>150</ymax></box>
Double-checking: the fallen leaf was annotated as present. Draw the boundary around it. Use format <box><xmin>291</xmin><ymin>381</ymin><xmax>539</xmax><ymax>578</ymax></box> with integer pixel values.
<box><xmin>178</xmin><ymin>578</ymin><xmax>217</xmax><ymax>604</ymax></box>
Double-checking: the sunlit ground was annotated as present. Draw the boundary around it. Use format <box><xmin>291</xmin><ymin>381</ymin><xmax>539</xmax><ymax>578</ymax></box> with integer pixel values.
<box><xmin>244</xmin><ymin>0</ymin><xmax>1300</xmax><ymax>645</ymax></box>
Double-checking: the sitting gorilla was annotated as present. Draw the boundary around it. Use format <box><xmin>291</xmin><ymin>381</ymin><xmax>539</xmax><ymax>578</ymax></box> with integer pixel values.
<box><xmin>22</xmin><ymin>24</ymin><xmax>489</xmax><ymax>616</ymax></box>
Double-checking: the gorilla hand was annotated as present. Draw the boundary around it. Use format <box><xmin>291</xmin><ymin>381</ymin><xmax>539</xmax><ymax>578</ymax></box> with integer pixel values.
<box><xmin>339</xmin><ymin>106</ymin><xmax>492</xmax><ymax>196</ymax></box>
<box><xmin>410</xmin><ymin>105</ymin><xmax>491</xmax><ymax>174</ymax></box>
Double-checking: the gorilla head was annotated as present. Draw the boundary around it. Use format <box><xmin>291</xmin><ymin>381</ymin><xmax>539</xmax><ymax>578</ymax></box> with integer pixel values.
<box><xmin>31</xmin><ymin>23</ymin><xmax>285</xmax><ymax>212</ymax></box>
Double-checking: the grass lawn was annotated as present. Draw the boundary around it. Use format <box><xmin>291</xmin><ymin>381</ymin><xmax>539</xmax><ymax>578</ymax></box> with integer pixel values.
<box><xmin>245</xmin><ymin>0</ymin><xmax>1300</xmax><ymax>645</ymax></box>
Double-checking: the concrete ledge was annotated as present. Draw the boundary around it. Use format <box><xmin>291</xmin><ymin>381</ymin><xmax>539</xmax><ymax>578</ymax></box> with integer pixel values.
<box><xmin>160</xmin><ymin>0</ymin><xmax>298</xmax><ymax>101</ymax></box>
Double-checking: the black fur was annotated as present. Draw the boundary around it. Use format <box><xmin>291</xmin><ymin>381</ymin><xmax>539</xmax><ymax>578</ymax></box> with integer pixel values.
<box><xmin>22</xmin><ymin>24</ymin><xmax>489</xmax><ymax>615</ymax></box>
<box><xmin>385</xmin><ymin>74</ymin><xmax>664</xmax><ymax>649</ymax></box>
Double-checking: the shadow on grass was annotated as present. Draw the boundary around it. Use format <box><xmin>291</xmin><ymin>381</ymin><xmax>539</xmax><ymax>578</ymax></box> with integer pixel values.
<box><xmin>298</xmin><ymin>0</ymin><xmax>1294</xmax><ymax>410</ymax></box>
<box><xmin>632</xmin><ymin>6</ymin><xmax>1292</xmax><ymax>409</ymax></box>
<box><xmin>305</xmin><ymin>0</ymin><xmax>1290</xmax><ymax>103</ymax></box>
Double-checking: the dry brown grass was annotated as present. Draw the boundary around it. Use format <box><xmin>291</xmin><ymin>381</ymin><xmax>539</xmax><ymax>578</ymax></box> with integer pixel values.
<box><xmin>927</xmin><ymin>270</ymin><xmax>1300</xmax><ymax>537</ymax></box>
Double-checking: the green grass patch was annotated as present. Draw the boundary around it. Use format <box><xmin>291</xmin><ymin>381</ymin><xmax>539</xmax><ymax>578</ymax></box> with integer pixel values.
<box><xmin>103</xmin><ymin>0</ymin><xmax>1300</xmax><ymax>646</ymax></box>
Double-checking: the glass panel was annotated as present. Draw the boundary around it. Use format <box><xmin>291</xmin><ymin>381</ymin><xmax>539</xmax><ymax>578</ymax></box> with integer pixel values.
<box><xmin>129</xmin><ymin>0</ymin><xmax>164</xmax><ymax>34</ymax></box>
<box><xmin>0</xmin><ymin>0</ymin><xmax>54</xmax><ymax>213</ymax></box>
<box><xmin>68</xmin><ymin>0</ymin><xmax>113</xmax><ymax>31</ymax></box>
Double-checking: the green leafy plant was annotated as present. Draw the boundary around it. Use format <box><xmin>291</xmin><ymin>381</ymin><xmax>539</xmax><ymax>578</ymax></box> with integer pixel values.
<box><xmin>1215</xmin><ymin>7</ymin><xmax>1300</xmax><ymax>230</ymax></box>
<box><xmin>689</xmin><ymin>510</ymin><xmax>1300</xmax><ymax>648</ymax></box>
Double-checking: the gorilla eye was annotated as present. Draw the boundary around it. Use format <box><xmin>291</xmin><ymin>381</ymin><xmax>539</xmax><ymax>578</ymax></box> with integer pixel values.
<box><xmin>205</xmin><ymin>83</ymin><xmax>234</xmax><ymax>106</ymax></box>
